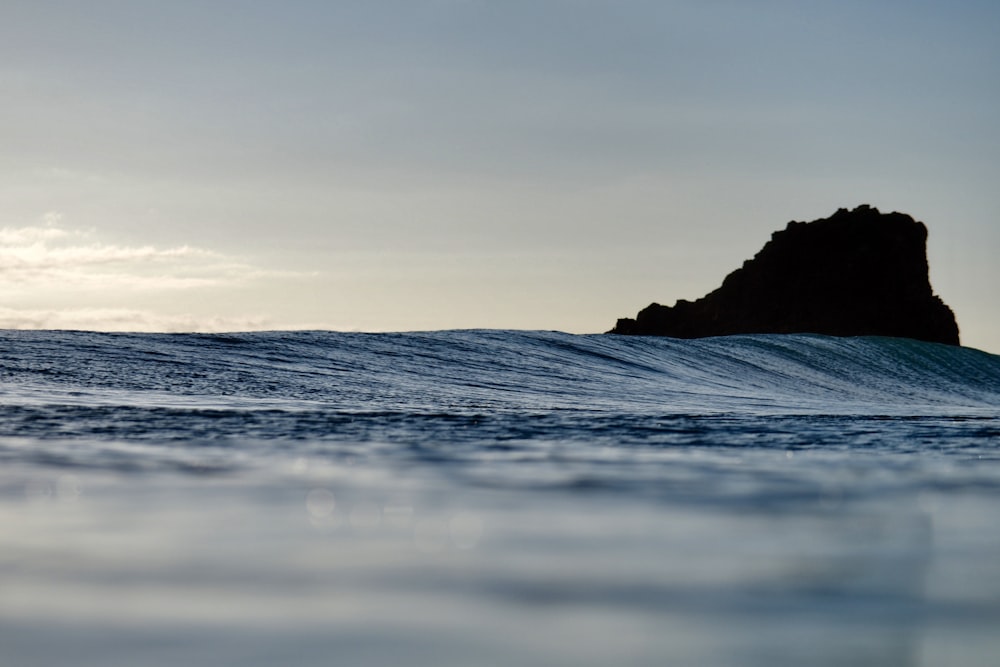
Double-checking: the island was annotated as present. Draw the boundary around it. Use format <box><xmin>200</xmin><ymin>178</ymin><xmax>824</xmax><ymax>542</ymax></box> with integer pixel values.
<box><xmin>609</xmin><ymin>205</ymin><xmax>960</xmax><ymax>345</ymax></box>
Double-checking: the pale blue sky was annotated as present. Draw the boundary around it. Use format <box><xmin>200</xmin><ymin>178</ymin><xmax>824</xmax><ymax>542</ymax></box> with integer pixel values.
<box><xmin>1</xmin><ymin>1</ymin><xmax>998</xmax><ymax>350</ymax></box>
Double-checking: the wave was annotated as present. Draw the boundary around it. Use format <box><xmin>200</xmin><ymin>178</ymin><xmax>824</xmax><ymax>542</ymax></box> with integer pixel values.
<box><xmin>0</xmin><ymin>329</ymin><xmax>998</xmax><ymax>416</ymax></box>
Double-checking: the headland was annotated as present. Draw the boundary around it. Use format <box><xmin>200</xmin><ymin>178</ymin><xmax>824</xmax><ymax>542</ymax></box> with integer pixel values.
<box><xmin>609</xmin><ymin>205</ymin><xmax>960</xmax><ymax>345</ymax></box>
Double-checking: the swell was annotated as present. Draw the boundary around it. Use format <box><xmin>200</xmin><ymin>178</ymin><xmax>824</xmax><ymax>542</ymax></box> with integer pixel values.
<box><xmin>0</xmin><ymin>329</ymin><xmax>997</xmax><ymax>414</ymax></box>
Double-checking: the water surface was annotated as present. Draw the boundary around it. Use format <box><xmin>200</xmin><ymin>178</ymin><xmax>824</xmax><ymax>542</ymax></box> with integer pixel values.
<box><xmin>1</xmin><ymin>330</ymin><xmax>998</xmax><ymax>666</ymax></box>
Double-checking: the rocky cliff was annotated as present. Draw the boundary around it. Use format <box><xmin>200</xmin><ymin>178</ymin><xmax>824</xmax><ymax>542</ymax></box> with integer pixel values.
<box><xmin>609</xmin><ymin>205</ymin><xmax>960</xmax><ymax>345</ymax></box>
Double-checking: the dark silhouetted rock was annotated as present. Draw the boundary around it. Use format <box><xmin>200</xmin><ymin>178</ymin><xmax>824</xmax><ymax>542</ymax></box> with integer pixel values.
<box><xmin>609</xmin><ymin>205</ymin><xmax>960</xmax><ymax>345</ymax></box>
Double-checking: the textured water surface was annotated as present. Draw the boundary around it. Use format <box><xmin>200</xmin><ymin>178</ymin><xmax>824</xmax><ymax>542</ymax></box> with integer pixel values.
<box><xmin>1</xmin><ymin>330</ymin><xmax>999</xmax><ymax>666</ymax></box>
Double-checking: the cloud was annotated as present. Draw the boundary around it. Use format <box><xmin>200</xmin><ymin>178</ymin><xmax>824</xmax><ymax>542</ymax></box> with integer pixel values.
<box><xmin>0</xmin><ymin>212</ymin><xmax>303</xmax><ymax>291</ymax></box>
<box><xmin>0</xmin><ymin>225</ymin><xmax>71</xmax><ymax>245</ymax></box>
<box><xmin>0</xmin><ymin>306</ymin><xmax>278</xmax><ymax>333</ymax></box>
<box><xmin>0</xmin><ymin>212</ymin><xmax>328</xmax><ymax>332</ymax></box>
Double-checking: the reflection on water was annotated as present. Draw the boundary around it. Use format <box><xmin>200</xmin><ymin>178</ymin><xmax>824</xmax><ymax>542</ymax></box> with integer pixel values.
<box><xmin>2</xmin><ymin>439</ymin><xmax>999</xmax><ymax>667</ymax></box>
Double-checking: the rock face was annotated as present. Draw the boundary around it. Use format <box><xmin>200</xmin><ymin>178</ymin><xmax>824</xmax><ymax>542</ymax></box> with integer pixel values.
<box><xmin>609</xmin><ymin>205</ymin><xmax>960</xmax><ymax>345</ymax></box>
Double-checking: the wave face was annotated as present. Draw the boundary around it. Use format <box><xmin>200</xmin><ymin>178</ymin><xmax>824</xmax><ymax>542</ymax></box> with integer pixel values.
<box><xmin>2</xmin><ymin>329</ymin><xmax>998</xmax><ymax>413</ymax></box>
<box><xmin>2</xmin><ymin>330</ymin><xmax>999</xmax><ymax>667</ymax></box>
<box><xmin>1</xmin><ymin>329</ymin><xmax>998</xmax><ymax>470</ymax></box>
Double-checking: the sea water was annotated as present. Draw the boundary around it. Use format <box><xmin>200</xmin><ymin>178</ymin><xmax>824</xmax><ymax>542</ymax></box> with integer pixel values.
<box><xmin>1</xmin><ymin>329</ymin><xmax>998</xmax><ymax>666</ymax></box>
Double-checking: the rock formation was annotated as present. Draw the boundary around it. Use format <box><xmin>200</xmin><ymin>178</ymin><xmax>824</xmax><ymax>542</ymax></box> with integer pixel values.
<box><xmin>609</xmin><ymin>205</ymin><xmax>960</xmax><ymax>345</ymax></box>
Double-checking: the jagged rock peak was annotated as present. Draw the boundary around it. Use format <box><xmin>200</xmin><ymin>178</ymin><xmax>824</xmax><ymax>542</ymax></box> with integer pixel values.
<box><xmin>609</xmin><ymin>205</ymin><xmax>960</xmax><ymax>345</ymax></box>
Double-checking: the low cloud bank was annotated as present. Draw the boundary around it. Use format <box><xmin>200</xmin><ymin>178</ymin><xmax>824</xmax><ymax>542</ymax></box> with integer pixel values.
<box><xmin>0</xmin><ymin>307</ymin><xmax>277</xmax><ymax>333</ymax></box>
<box><xmin>0</xmin><ymin>212</ymin><xmax>306</xmax><ymax>292</ymax></box>
<box><xmin>0</xmin><ymin>213</ymin><xmax>320</xmax><ymax>332</ymax></box>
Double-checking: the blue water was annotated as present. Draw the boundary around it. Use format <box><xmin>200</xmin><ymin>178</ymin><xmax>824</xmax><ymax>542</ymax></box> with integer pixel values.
<box><xmin>1</xmin><ymin>329</ymin><xmax>999</xmax><ymax>666</ymax></box>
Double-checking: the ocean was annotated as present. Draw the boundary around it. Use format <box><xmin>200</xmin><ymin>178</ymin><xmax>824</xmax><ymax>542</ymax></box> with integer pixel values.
<box><xmin>1</xmin><ymin>329</ymin><xmax>999</xmax><ymax>666</ymax></box>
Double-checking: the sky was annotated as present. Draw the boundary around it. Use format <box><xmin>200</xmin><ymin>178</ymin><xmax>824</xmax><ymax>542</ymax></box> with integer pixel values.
<box><xmin>2</xmin><ymin>1</ymin><xmax>998</xmax><ymax>351</ymax></box>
